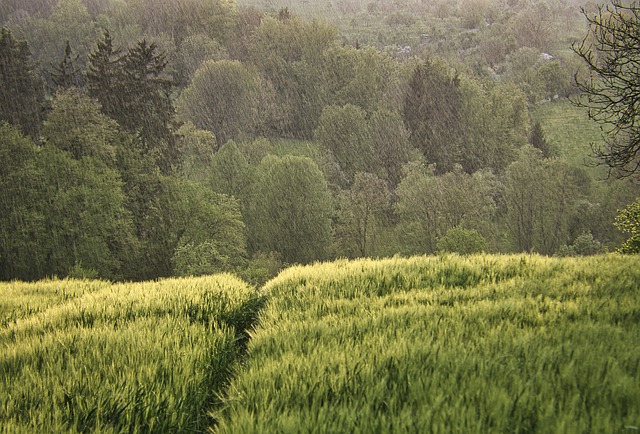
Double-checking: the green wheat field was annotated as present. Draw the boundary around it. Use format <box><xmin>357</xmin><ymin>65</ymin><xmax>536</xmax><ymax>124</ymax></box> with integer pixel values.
<box><xmin>2</xmin><ymin>254</ymin><xmax>639</xmax><ymax>433</ymax></box>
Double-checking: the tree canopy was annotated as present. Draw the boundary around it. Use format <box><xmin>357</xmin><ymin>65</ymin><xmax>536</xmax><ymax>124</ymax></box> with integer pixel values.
<box><xmin>573</xmin><ymin>0</ymin><xmax>640</xmax><ymax>176</ymax></box>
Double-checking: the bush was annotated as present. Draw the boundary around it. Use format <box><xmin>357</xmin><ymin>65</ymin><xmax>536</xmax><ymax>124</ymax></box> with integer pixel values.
<box><xmin>556</xmin><ymin>232</ymin><xmax>607</xmax><ymax>256</ymax></box>
<box><xmin>437</xmin><ymin>226</ymin><xmax>488</xmax><ymax>254</ymax></box>
<box><xmin>615</xmin><ymin>199</ymin><xmax>640</xmax><ymax>254</ymax></box>
<box><xmin>237</xmin><ymin>252</ymin><xmax>283</xmax><ymax>288</ymax></box>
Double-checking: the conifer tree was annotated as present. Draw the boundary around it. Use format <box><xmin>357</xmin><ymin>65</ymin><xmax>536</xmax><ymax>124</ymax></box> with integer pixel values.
<box><xmin>0</xmin><ymin>27</ymin><xmax>45</xmax><ymax>139</ymax></box>
<box><xmin>49</xmin><ymin>40</ymin><xmax>83</xmax><ymax>89</ymax></box>
<box><xmin>86</xmin><ymin>30</ymin><xmax>123</xmax><ymax>121</ymax></box>
<box><xmin>87</xmin><ymin>33</ymin><xmax>178</xmax><ymax>173</ymax></box>
<box><xmin>529</xmin><ymin>121</ymin><xmax>552</xmax><ymax>158</ymax></box>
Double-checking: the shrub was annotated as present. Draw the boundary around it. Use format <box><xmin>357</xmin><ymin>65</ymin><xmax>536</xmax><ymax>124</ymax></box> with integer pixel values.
<box><xmin>615</xmin><ymin>198</ymin><xmax>640</xmax><ymax>254</ymax></box>
<box><xmin>437</xmin><ymin>226</ymin><xmax>488</xmax><ymax>254</ymax></box>
<box><xmin>556</xmin><ymin>232</ymin><xmax>607</xmax><ymax>256</ymax></box>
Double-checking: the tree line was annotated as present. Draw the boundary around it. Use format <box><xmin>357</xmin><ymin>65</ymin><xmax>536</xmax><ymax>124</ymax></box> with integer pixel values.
<box><xmin>1</xmin><ymin>0</ymin><xmax>638</xmax><ymax>282</ymax></box>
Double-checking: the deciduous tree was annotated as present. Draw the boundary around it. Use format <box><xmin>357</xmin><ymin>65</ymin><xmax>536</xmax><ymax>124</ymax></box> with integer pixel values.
<box><xmin>177</xmin><ymin>60</ymin><xmax>262</xmax><ymax>146</ymax></box>
<box><xmin>43</xmin><ymin>88</ymin><xmax>118</xmax><ymax>163</ymax></box>
<box><xmin>614</xmin><ymin>198</ymin><xmax>640</xmax><ymax>253</ymax></box>
<box><xmin>573</xmin><ymin>0</ymin><xmax>640</xmax><ymax>176</ymax></box>
<box><xmin>336</xmin><ymin>172</ymin><xmax>390</xmax><ymax>257</ymax></box>
<box><xmin>0</xmin><ymin>123</ymin><xmax>46</xmax><ymax>280</ymax></box>
<box><xmin>395</xmin><ymin>162</ymin><xmax>498</xmax><ymax>254</ymax></box>
<box><xmin>248</xmin><ymin>155</ymin><xmax>333</xmax><ymax>264</ymax></box>
<box><xmin>503</xmin><ymin>146</ymin><xmax>586</xmax><ymax>254</ymax></box>
<box><xmin>314</xmin><ymin>104</ymin><xmax>376</xmax><ymax>184</ymax></box>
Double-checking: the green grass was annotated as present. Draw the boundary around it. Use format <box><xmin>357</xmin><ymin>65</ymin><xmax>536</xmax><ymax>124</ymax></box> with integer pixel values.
<box><xmin>532</xmin><ymin>99</ymin><xmax>608</xmax><ymax>179</ymax></box>
<box><xmin>0</xmin><ymin>274</ymin><xmax>263</xmax><ymax>433</ymax></box>
<box><xmin>3</xmin><ymin>255</ymin><xmax>640</xmax><ymax>433</ymax></box>
<box><xmin>214</xmin><ymin>254</ymin><xmax>640</xmax><ymax>433</ymax></box>
<box><xmin>0</xmin><ymin>278</ymin><xmax>110</xmax><ymax>328</ymax></box>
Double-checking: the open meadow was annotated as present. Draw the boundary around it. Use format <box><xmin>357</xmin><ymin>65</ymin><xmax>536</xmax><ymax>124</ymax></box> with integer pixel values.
<box><xmin>1</xmin><ymin>254</ymin><xmax>639</xmax><ymax>433</ymax></box>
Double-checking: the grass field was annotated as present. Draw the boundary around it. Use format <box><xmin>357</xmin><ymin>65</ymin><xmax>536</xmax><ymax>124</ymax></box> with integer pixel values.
<box><xmin>532</xmin><ymin>99</ymin><xmax>608</xmax><ymax>179</ymax></box>
<box><xmin>0</xmin><ymin>275</ymin><xmax>263</xmax><ymax>433</ymax></box>
<box><xmin>213</xmin><ymin>254</ymin><xmax>640</xmax><ymax>433</ymax></box>
<box><xmin>2</xmin><ymin>255</ymin><xmax>639</xmax><ymax>433</ymax></box>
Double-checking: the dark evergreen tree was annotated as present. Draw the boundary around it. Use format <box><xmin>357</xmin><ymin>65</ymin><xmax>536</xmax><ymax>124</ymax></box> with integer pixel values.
<box><xmin>49</xmin><ymin>40</ymin><xmax>83</xmax><ymax>89</ymax></box>
<box><xmin>402</xmin><ymin>60</ymin><xmax>463</xmax><ymax>174</ymax></box>
<box><xmin>121</xmin><ymin>39</ymin><xmax>177</xmax><ymax>172</ymax></box>
<box><xmin>529</xmin><ymin>121</ymin><xmax>552</xmax><ymax>158</ymax></box>
<box><xmin>86</xmin><ymin>30</ymin><xmax>123</xmax><ymax>121</ymax></box>
<box><xmin>0</xmin><ymin>27</ymin><xmax>45</xmax><ymax>139</ymax></box>
<box><xmin>87</xmin><ymin>33</ymin><xmax>178</xmax><ymax>173</ymax></box>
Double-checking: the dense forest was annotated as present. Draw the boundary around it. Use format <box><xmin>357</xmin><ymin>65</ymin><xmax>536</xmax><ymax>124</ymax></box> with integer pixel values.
<box><xmin>1</xmin><ymin>0</ymin><xmax>639</xmax><ymax>282</ymax></box>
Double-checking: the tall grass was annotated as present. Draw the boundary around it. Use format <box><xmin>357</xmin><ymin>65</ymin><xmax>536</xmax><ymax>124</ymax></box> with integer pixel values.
<box><xmin>0</xmin><ymin>279</ymin><xmax>109</xmax><ymax>328</ymax></box>
<box><xmin>214</xmin><ymin>254</ymin><xmax>640</xmax><ymax>433</ymax></box>
<box><xmin>0</xmin><ymin>274</ymin><xmax>263</xmax><ymax>433</ymax></box>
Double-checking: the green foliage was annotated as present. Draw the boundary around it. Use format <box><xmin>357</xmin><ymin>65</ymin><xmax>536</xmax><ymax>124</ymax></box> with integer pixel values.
<box><xmin>0</xmin><ymin>122</ymin><xmax>46</xmax><ymax>280</ymax></box>
<box><xmin>208</xmin><ymin>140</ymin><xmax>253</xmax><ymax>201</ymax></box>
<box><xmin>176</xmin><ymin>121</ymin><xmax>217</xmax><ymax>182</ymax></box>
<box><xmin>615</xmin><ymin>198</ymin><xmax>640</xmax><ymax>254</ymax></box>
<box><xmin>367</xmin><ymin>109</ymin><xmax>415</xmax><ymax>187</ymax></box>
<box><xmin>0</xmin><ymin>274</ymin><xmax>263</xmax><ymax>433</ymax></box>
<box><xmin>247</xmin><ymin>15</ymin><xmax>337</xmax><ymax>138</ymax></box>
<box><xmin>462</xmin><ymin>81</ymin><xmax>529</xmax><ymax>173</ymax></box>
<box><xmin>0</xmin><ymin>0</ymin><xmax>630</xmax><ymax>278</ymax></box>
<box><xmin>174</xmin><ymin>33</ymin><xmax>227</xmax><ymax>84</ymax></box>
<box><xmin>236</xmin><ymin>251</ymin><xmax>284</xmax><ymax>288</ymax></box>
<box><xmin>314</xmin><ymin>104</ymin><xmax>375</xmax><ymax>183</ymax></box>
<box><xmin>503</xmin><ymin>146</ymin><xmax>587</xmax><ymax>254</ymax></box>
<box><xmin>556</xmin><ymin>232</ymin><xmax>607</xmax><ymax>256</ymax></box>
<box><xmin>402</xmin><ymin>59</ymin><xmax>464</xmax><ymax>174</ymax></box>
<box><xmin>502</xmin><ymin>48</ymin><xmax>574</xmax><ymax>103</ymax></box>
<box><xmin>126</xmin><ymin>0</ymin><xmax>236</xmax><ymax>47</ymax></box>
<box><xmin>161</xmin><ymin>178</ymin><xmax>247</xmax><ymax>277</ymax></box>
<box><xmin>177</xmin><ymin>60</ymin><xmax>262</xmax><ymax>145</ymax></box>
<box><xmin>0</xmin><ymin>120</ymin><xmax>137</xmax><ymax>281</ymax></box>
<box><xmin>215</xmin><ymin>254</ymin><xmax>640</xmax><ymax>433</ymax></box>
<box><xmin>529</xmin><ymin>121</ymin><xmax>553</xmax><ymax>158</ymax></box>
<box><xmin>395</xmin><ymin>163</ymin><xmax>498</xmax><ymax>254</ymax></box>
<box><xmin>0</xmin><ymin>27</ymin><xmax>44</xmax><ymax>138</ymax></box>
<box><xmin>400</xmin><ymin>60</ymin><xmax>528</xmax><ymax>175</ymax></box>
<box><xmin>335</xmin><ymin>172</ymin><xmax>390</xmax><ymax>257</ymax></box>
<box><xmin>38</xmin><ymin>145</ymin><xmax>138</xmax><ymax>280</ymax></box>
<box><xmin>437</xmin><ymin>226</ymin><xmax>488</xmax><ymax>254</ymax></box>
<box><xmin>43</xmin><ymin>88</ymin><xmax>118</xmax><ymax>163</ymax></box>
<box><xmin>86</xmin><ymin>33</ymin><xmax>177</xmax><ymax>172</ymax></box>
<box><xmin>49</xmin><ymin>40</ymin><xmax>83</xmax><ymax>89</ymax></box>
<box><xmin>320</xmin><ymin>45</ymin><xmax>398</xmax><ymax>112</ymax></box>
<box><xmin>10</xmin><ymin>0</ymin><xmax>99</xmax><ymax>83</ymax></box>
<box><xmin>248</xmin><ymin>155</ymin><xmax>334</xmax><ymax>264</ymax></box>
